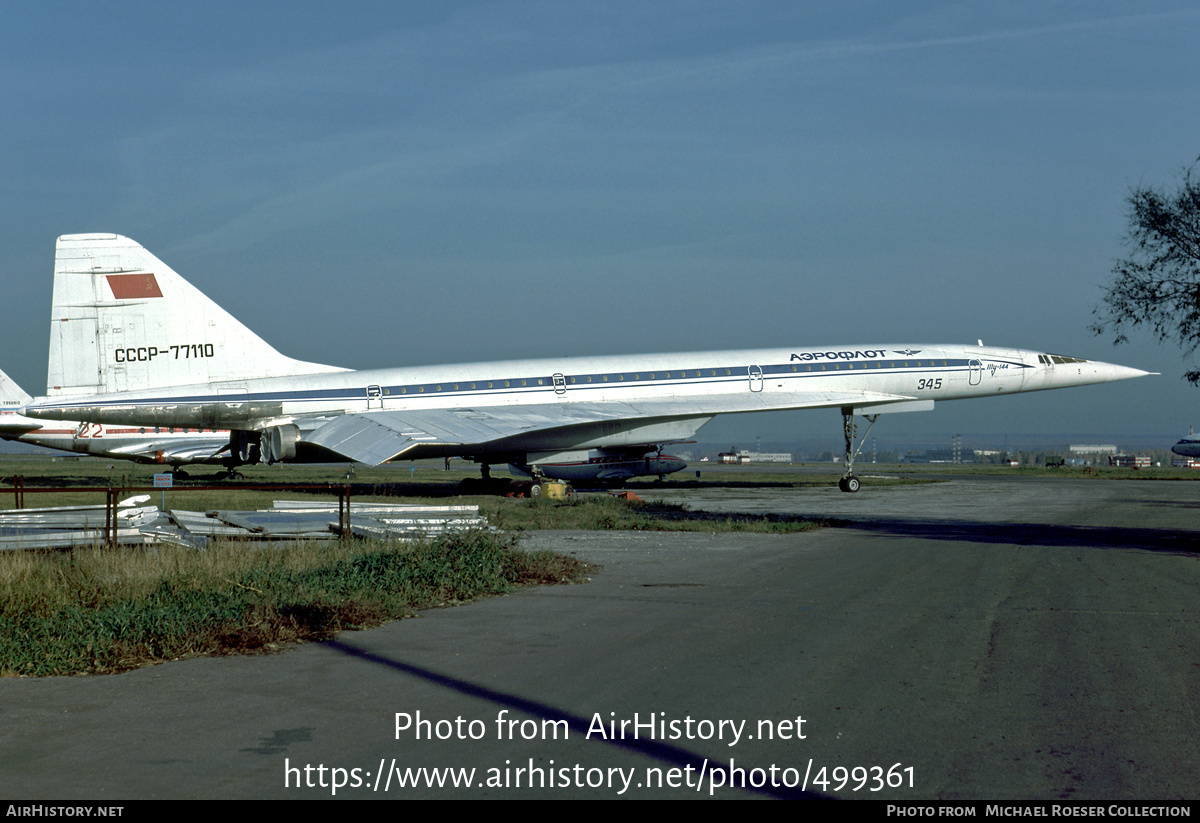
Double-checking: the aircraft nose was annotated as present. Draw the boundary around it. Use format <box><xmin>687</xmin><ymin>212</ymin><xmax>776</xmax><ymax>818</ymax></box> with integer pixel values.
<box><xmin>1096</xmin><ymin>362</ymin><xmax>1155</xmax><ymax>381</ymax></box>
<box><xmin>1171</xmin><ymin>438</ymin><xmax>1200</xmax><ymax>457</ymax></box>
<box><xmin>1030</xmin><ymin>357</ymin><xmax>1154</xmax><ymax>391</ymax></box>
<box><xmin>1070</xmin><ymin>360</ymin><xmax>1155</xmax><ymax>385</ymax></box>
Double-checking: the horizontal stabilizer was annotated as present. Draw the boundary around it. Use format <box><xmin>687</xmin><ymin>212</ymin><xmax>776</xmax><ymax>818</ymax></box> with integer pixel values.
<box><xmin>0</xmin><ymin>419</ymin><xmax>43</xmax><ymax>438</ymax></box>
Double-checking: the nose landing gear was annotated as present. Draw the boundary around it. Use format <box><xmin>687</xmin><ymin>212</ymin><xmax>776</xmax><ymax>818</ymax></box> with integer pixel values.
<box><xmin>839</xmin><ymin>410</ymin><xmax>878</xmax><ymax>493</ymax></box>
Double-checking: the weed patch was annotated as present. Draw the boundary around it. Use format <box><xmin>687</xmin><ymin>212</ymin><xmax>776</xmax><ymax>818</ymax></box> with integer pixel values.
<box><xmin>0</xmin><ymin>531</ymin><xmax>588</xmax><ymax>677</ymax></box>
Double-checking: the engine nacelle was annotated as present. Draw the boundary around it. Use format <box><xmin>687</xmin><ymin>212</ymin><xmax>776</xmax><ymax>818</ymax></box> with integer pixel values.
<box><xmin>260</xmin><ymin>424</ymin><xmax>300</xmax><ymax>464</ymax></box>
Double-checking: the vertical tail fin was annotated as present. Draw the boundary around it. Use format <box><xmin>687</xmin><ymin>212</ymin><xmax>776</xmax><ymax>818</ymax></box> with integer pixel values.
<box><xmin>47</xmin><ymin>234</ymin><xmax>348</xmax><ymax>396</ymax></box>
<box><xmin>0</xmin><ymin>369</ymin><xmax>41</xmax><ymax>438</ymax></box>
<box><xmin>0</xmin><ymin>369</ymin><xmax>33</xmax><ymax>407</ymax></box>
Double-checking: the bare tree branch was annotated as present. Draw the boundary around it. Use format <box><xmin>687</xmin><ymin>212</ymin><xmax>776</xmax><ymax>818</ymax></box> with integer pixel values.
<box><xmin>1092</xmin><ymin>157</ymin><xmax>1200</xmax><ymax>383</ymax></box>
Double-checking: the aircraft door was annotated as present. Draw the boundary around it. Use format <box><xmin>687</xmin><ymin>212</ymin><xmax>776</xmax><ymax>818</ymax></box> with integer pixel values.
<box><xmin>969</xmin><ymin>359</ymin><xmax>982</xmax><ymax>385</ymax></box>
<box><xmin>748</xmin><ymin>365</ymin><xmax>763</xmax><ymax>392</ymax></box>
<box><xmin>552</xmin><ymin>373</ymin><xmax>567</xmax><ymax>395</ymax></box>
<box><xmin>367</xmin><ymin>384</ymin><xmax>383</xmax><ymax>409</ymax></box>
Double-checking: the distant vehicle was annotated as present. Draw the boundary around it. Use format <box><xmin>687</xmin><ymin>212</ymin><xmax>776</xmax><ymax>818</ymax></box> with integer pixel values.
<box><xmin>21</xmin><ymin>234</ymin><xmax>1151</xmax><ymax>493</ymax></box>
<box><xmin>1044</xmin><ymin>455</ymin><xmax>1065</xmax><ymax>468</ymax></box>
<box><xmin>0</xmin><ymin>368</ymin><xmax>232</xmax><ymax>475</ymax></box>
<box><xmin>509</xmin><ymin>449</ymin><xmax>686</xmax><ymax>482</ymax></box>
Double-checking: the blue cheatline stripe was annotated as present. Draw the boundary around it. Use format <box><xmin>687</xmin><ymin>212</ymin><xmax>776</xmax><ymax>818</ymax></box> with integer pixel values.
<box><xmin>41</xmin><ymin>356</ymin><xmax>1031</xmax><ymax>411</ymax></box>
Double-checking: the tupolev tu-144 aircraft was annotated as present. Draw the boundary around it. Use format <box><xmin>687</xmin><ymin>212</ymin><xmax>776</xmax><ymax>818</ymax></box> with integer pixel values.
<box><xmin>22</xmin><ymin>234</ymin><xmax>1150</xmax><ymax>492</ymax></box>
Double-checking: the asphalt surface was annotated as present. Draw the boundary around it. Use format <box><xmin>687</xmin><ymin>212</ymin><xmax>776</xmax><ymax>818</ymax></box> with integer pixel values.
<box><xmin>3</xmin><ymin>474</ymin><xmax>1198</xmax><ymax>799</ymax></box>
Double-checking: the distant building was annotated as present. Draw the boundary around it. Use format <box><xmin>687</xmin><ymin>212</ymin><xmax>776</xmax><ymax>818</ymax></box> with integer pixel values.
<box><xmin>1109</xmin><ymin>454</ymin><xmax>1150</xmax><ymax>469</ymax></box>
<box><xmin>736</xmin><ymin>450</ymin><xmax>793</xmax><ymax>463</ymax></box>
<box><xmin>717</xmin><ymin>449</ymin><xmax>792</xmax><ymax>464</ymax></box>
<box><xmin>1070</xmin><ymin>444</ymin><xmax>1118</xmax><ymax>455</ymax></box>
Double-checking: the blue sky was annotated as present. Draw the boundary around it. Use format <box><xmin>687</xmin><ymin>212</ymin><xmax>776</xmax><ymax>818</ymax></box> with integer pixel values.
<box><xmin>2</xmin><ymin>1</ymin><xmax>1198</xmax><ymax>448</ymax></box>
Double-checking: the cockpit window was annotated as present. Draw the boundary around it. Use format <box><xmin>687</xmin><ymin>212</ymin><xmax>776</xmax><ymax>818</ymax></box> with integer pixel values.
<box><xmin>1040</xmin><ymin>353</ymin><xmax>1088</xmax><ymax>365</ymax></box>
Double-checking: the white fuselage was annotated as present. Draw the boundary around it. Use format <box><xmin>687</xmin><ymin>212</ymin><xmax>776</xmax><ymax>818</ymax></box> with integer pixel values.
<box><xmin>24</xmin><ymin>343</ymin><xmax>1142</xmax><ymax>458</ymax></box>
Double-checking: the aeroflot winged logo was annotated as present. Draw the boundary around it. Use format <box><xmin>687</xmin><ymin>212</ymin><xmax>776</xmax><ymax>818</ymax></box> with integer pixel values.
<box><xmin>787</xmin><ymin>348</ymin><xmax>927</xmax><ymax>361</ymax></box>
<box><xmin>790</xmin><ymin>349</ymin><xmax>890</xmax><ymax>361</ymax></box>
<box><xmin>106</xmin><ymin>273</ymin><xmax>163</xmax><ymax>299</ymax></box>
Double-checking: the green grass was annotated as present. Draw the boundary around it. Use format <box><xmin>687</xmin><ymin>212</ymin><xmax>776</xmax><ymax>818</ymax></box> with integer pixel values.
<box><xmin>0</xmin><ymin>531</ymin><xmax>587</xmax><ymax>677</ymax></box>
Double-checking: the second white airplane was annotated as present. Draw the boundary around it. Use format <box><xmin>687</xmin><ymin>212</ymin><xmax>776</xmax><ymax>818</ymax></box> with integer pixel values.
<box><xmin>509</xmin><ymin>449</ymin><xmax>688</xmax><ymax>483</ymax></box>
<box><xmin>23</xmin><ymin>234</ymin><xmax>1151</xmax><ymax>491</ymax></box>
<box><xmin>0</xmin><ymin>368</ymin><xmax>232</xmax><ymax>474</ymax></box>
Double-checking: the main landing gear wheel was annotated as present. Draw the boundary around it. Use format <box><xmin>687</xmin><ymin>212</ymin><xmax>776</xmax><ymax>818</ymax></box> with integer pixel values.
<box><xmin>838</xmin><ymin>475</ymin><xmax>861</xmax><ymax>493</ymax></box>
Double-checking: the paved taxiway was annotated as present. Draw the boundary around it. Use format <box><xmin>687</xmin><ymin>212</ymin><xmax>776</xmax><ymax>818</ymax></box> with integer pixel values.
<box><xmin>3</xmin><ymin>474</ymin><xmax>1198</xmax><ymax>799</ymax></box>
